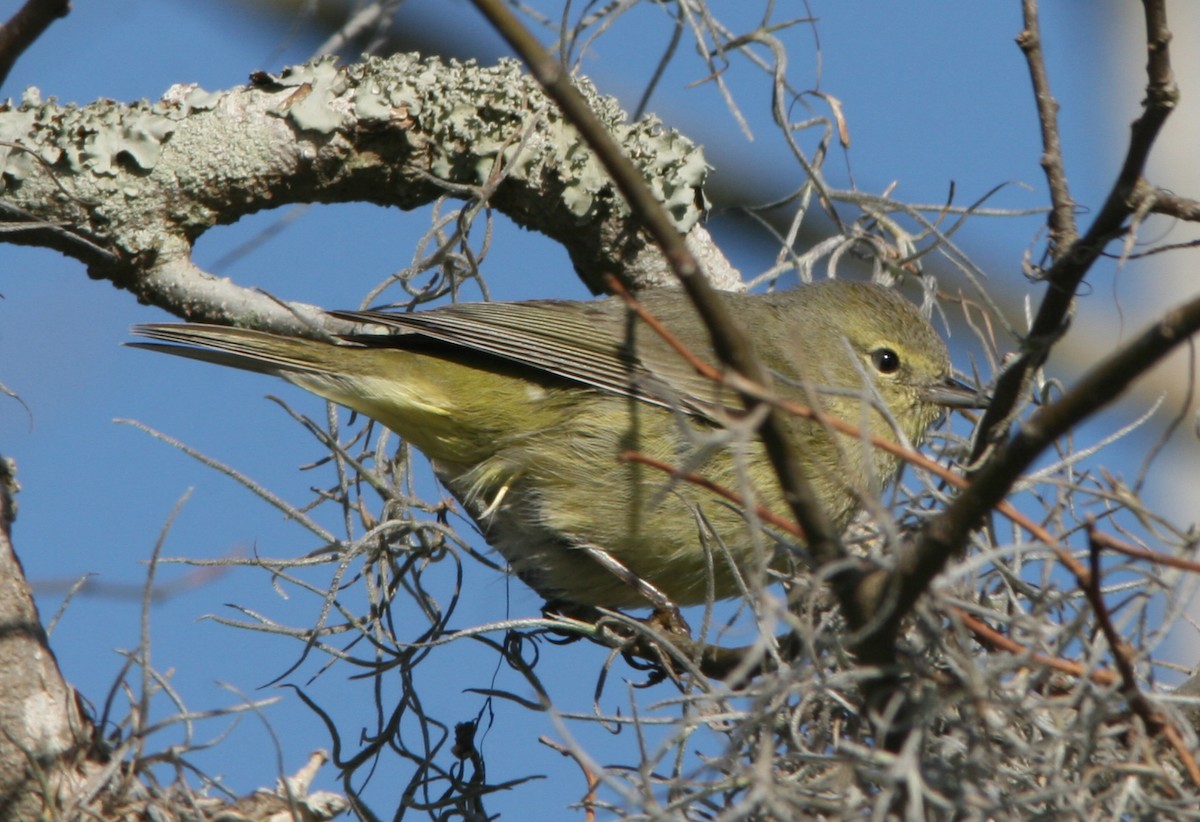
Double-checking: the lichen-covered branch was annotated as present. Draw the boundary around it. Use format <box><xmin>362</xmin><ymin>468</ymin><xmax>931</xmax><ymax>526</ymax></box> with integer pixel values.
<box><xmin>0</xmin><ymin>53</ymin><xmax>734</xmax><ymax>331</ymax></box>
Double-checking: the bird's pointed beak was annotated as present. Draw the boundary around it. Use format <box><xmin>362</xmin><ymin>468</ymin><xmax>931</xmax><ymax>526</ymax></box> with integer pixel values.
<box><xmin>922</xmin><ymin>376</ymin><xmax>990</xmax><ymax>409</ymax></box>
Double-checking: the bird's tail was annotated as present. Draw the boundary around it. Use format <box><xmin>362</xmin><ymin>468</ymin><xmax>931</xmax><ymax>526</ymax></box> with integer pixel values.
<box><xmin>129</xmin><ymin>323</ymin><xmax>461</xmax><ymax>454</ymax></box>
<box><xmin>128</xmin><ymin>324</ymin><xmax>346</xmax><ymax>377</ymax></box>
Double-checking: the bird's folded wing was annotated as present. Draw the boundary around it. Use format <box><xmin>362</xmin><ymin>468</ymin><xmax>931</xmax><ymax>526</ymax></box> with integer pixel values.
<box><xmin>331</xmin><ymin>299</ymin><xmax>732</xmax><ymax>419</ymax></box>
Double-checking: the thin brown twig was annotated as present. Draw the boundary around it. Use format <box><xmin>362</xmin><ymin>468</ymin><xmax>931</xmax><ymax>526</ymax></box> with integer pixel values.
<box><xmin>951</xmin><ymin>607</ymin><xmax>1117</xmax><ymax>687</ymax></box>
<box><xmin>606</xmin><ymin>274</ymin><xmax>722</xmax><ymax>383</ymax></box>
<box><xmin>1084</xmin><ymin>529</ymin><xmax>1200</xmax><ymax>787</ymax></box>
<box><xmin>619</xmin><ymin>451</ymin><xmax>804</xmax><ymax>541</ymax></box>
<box><xmin>1161</xmin><ymin>724</ymin><xmax>1200</xmax><ymax>788</ymax></box>
<box><xmin>1016</xmin><ymin>0</ymin><xmax>1077</xmax><ymax>255</ymax></box>
<box><xmin>1086</xmin><ymin>534</ymin><xmax>1149</xmax><ymax>699</ymax></box>
<box><xmin>1089</xmin><ymin>527</ymin><xmax>1200</xmax><ymax>574</ymax></box>
<box><xmin>539</xmin><ymin>736</ymin><xmax>599</xmax><ymax>822</ymax></box>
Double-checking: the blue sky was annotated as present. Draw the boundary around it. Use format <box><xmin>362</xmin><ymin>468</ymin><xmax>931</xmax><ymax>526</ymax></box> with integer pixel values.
<box><xmin>3</xmin><ymin>1</ymin><xmax>1198</xmax><ymax>816</ymax></box>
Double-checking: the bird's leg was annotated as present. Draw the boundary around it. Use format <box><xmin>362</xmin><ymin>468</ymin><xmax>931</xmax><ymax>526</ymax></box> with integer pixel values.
<box><xmin>644</xmin><ymin>603</ymin><xmax>691</xmax><ymax>637</ymax></box>
<box><xmin>580</xmin><ymin>545</ymin><xmax>689</xmax><ymax>635</ymax></box>
<box><xmin>581</xmin><ymin>545</ymin><xmax>673</xmax><ymax>610</ymax></box>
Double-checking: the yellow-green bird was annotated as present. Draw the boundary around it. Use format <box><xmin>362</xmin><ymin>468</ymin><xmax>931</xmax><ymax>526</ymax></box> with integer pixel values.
<box><xmin>131</xmin><ymin>279</ymin><xmax>980</xmax><ymax>609</ymax></box>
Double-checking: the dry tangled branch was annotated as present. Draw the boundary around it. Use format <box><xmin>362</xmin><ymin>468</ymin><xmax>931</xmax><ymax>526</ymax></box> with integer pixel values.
<box><xmin>2</xmin><ymin>1</ymin><xmax>1200</xmax><ymax>820</ymax></box>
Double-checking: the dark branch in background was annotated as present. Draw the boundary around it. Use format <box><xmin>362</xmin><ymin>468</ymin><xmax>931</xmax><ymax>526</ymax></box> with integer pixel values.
<box><xmin>467</xmin><ymin>0</ymin><xmax>855</xmax><ymax>595</ymax></box>
<box><xmin>898</xmin><ymin>292</ymin><xmax>1200</xmax><ymax>633</ymax></box>
<box><xmin>1141</xmin><ymin>180</ymin><xmax>1200</xmax><ymax>222</ymax></box>
<box><xmin>0</xmin><ymin>0</ymin><xmax>68</xmax><ymax>89</ymax></box>
<box><xmin>970</xmin><ymin>0</ymin><xmax>1178</xmax><ymax>467</ymax></box>
<box><xmin>844</xmin><ymin>0</ymin><xmax>1183</xmax><ymax>683</ymax></box>
<box><xmin>1016</xmin><ymin>0</ymin><xmax>1077</xmax><ymax>256</ymax></box>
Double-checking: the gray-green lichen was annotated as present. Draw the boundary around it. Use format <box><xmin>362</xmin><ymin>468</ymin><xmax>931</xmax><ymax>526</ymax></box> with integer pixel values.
<box><xmin>0</xmin><ymin>83</ymin><xmax>220</xmax><ymax>192</ymax></box>
<box><xmin>0</xmin><ymin>52</ymin><xmax>708</xmax><ymax>240</ymax></box>
<box><xmin>260</xmin><ymin>53</ymin><xmax>709</xmax><ymax>230</ymax></box>
<box><xmin>259</xmin><ymin>55</ymin><xmax>353</xmax><ymax>134</ymax></box>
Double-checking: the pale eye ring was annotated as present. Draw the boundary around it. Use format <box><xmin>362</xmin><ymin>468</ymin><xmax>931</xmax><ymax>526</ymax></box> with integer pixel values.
<box><xmin>870</xmin><ymin>347</ymin><xmax>902</xmax><ymax>375</ymax></box>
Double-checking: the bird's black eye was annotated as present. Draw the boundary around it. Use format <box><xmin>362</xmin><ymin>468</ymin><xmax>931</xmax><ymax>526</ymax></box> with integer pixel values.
<box><xmin>871</xmin><ymin>348</ymin><xmax>901</xmax><ymax>375</ymax></box>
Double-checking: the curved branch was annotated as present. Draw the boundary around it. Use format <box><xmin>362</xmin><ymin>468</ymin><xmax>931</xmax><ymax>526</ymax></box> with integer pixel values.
<box><xmin>0</xmin><ymin>53</ymin><xmax>732</xmax><ymax>331</ymax></box>
<box><xmin>0</xmin><ymin>0</ymin><xmax>69</xmax><ymax>89</ymax></box>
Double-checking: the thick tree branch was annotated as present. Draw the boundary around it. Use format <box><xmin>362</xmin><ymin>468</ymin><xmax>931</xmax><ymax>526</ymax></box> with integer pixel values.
<box><xmin>0</xmin><ymin>53</ymin><xmax>734</xmax><ymax>331</ymax></box>
<box><xmin>0</xmin><ymin>458</ymin><xmax>92</xmax><ymax>817</ymax></box>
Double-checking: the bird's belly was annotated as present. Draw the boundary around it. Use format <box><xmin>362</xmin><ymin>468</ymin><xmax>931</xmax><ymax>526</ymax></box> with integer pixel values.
<box><xmin>433</xmin><ymin>415</ymin><xmax>788</xmax><ymax>608</ymax></box>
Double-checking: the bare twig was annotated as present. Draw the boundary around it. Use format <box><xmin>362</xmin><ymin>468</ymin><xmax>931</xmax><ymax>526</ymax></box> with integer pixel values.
<box><xmin>1016</xmin><ymin>0</ymin><xmax>1077</xmax><ymax>254</ymax></box>
<box><xmin>970</xmin><ymin>0</ymin><xmax>1179</xmax><ymax>464</ymax></box>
